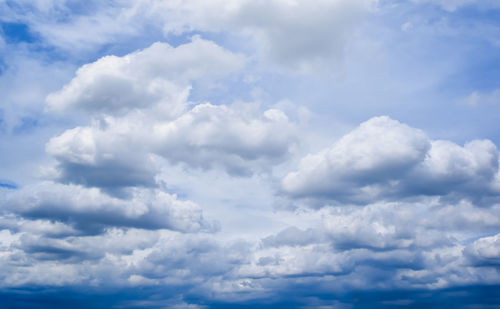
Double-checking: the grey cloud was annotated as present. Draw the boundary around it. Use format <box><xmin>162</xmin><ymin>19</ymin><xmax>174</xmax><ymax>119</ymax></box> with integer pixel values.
<box><xmin>17</xmin><ymin>234</ymin><xmax>100</xmax><ymax>262</ymax></box>
<box><xmin>45</xmin><ymin>119</ymin><xmax>159</xmax><ymax>192</ymax></box>
<box><xmin>260</xmin><ymin>226</ymin><xmax>326</xmax><ymax>248</ymax></box>
<box><xmin>2</xmin><ymin>182</ymin><xmax>217</xmax><ymax>235</ymax></box>
<box><xmin>0</xmin><ymin>216</ymin><xmax>81</xmax><ymax>238</ymax></box>
<box><xmin>9</xmin><ymin>228</ymin><xmax>161</xmax><ymax>264</ymax></box>
<box><xmin>133</xmin><ymin>237</ymin><xmax>251</xmax><ymax>282</ymax></box>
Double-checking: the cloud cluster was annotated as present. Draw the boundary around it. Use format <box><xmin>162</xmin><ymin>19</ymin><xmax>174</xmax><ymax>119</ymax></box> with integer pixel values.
<box><xmin>44</xmin><ymin>38</ymin><xmax>296</xmax><ymax>193</ymax></box>
<box><xmin>1</xmin><ymin>1</ymin><xmax>500</xmax><ymax>307</ymax></box>
<box><xmin>283</xmin><ymin>116</ymin><xmax>500</xmax><ymax>204</ymax></box>
<box><xmin>0</xmin><ymin>34</ymin><xmax>299</xmax><ymax>302</ymax></box>
<box><xmin>249</xmin><ymin>197</ymin><xmax>500</xmax><ymax>294</ymax></box>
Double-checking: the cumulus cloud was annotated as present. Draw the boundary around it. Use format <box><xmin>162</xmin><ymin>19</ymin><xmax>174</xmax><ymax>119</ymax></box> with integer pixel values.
<box><xmin>246</xmin><ymin>198</ymin><xmax>500</xmax><ymax>292</ymax></box>
<box><xmin>0</xmin><ymin>226</ymin><xmax>249</xmax><ymax>290</ymax></box>
<box><xmin>1</xmin><ymin>194</ymin><xmax>500</xmax><ymax>302</ymax></box>
<box><xmin>43</xmin><ymin>38</ymin><xmax>296</xmax><ymax>188</ymax></box>
<box><xmin>153</xmin><ymin>103</ymin><xmax>296</xmax><ymax>175</ymax></box>
<box><xmin>282</xmin><ymin>116</ymin><xmax>500</xmax><ymax>204</ymax></box>
<box><xmin>46</xmin><ymin>103</ymin><xmax>296</xmax><ymax>190</ymax></box>
<box><xmin>2</xmin><ymin>182</ymin><xmax>217</xmax><ymax>235</ymax></box>
<box><xmin>45</xmin><ymin>120</ymin><xmax>159</xmax><ymax>193</ymax></box>
<box><xmin>46</xmin><ymin>37</ymin><xmax>245</xmax><ymax>115</ymax></box>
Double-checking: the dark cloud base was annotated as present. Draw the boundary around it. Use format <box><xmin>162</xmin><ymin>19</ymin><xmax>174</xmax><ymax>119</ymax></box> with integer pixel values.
<box><xmin>1</xmin><ymin>284</ymin><xmax>499</xmax><ymax>308</ymax></box>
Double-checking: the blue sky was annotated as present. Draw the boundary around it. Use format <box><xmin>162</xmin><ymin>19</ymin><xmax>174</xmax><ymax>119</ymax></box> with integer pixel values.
<box><xmin>1</xmin><ymin>0</ymin><xmax>500</xmax><ymax>308</ymax></box>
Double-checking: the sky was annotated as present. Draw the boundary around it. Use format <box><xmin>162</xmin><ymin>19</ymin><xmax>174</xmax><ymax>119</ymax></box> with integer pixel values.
<box><xmin>0</xmin><ymin>0</ymin><xmax>500</xmax><ymax>308</ymax></box>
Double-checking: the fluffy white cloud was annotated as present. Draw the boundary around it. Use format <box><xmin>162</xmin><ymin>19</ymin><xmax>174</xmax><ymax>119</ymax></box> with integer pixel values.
<box><xmin>407</xmin><ymin>139</ymin><xmax>499</xmax><ymax>198</ymax></box>
<box><xmin>46</xmin><ymin>103</ymin><xmax>296</xmax><ymax>190</ymax></box>
<box><xmin>282</xmin><ymin>116</ymin><xmax>500</xmax><ymax>204</ymax></box>
<box><xmin>2</xmin><ymin>182</ymin><xmax>216</xmax><ymax>234</ymax></box>
<box><xmin>44</xmin><ymin>37</ymin><xmax>296</xmax><ymax>187</ymax></box>
<box><xmin>45</xmin><ymin>118</ymin><xmax>159</xmax><ymax>192</ymax></box>
<box><xmin>46</xmin><ymin>37</ymin><xmax>245</xmax><ymax>115</ymax></box>
<box><xmin>153</xmin><ymin>103</ymin><xmax>296</xmax><ymax>175</ymax></box>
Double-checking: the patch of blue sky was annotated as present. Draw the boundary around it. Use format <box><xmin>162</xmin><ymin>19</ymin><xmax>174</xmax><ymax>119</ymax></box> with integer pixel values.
<box><xmin>4</xmin><ymin>0</ymin><xmax>94</xmax><ymax>23</ymax></box>
<box><xmin>0</xmin><ymin>109</ymin><xmax>5</xmax><ymax>132</ymax></box>
<box><xmin>0</xmin><ymin>181</ymin><xmax>17</xmax><ymax>189</ymax></box>
<box><xmin>0</xmin><ymin>22</ymin><xmax>37</xmax><ymax>43</ymax></box>
<box><xmin>12</xmin><ymin>117</ymin><xmax>39</xmax><ymax>134</ymax></box>
<box><xmin>0</xmin><ymin>57</ymin><xmax>7</xmax><ymax>75</ymax></box>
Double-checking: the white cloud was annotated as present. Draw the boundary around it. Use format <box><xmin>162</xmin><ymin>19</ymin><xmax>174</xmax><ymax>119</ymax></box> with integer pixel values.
<box><xmin>46</xmin><ymin>102</ymin><xmax>296</xmax><ymax>190</ymax></box>
<box><xmin>282</xmin><ymin>116</ymin><xmax>500</xmax><ymax>204</ymax></box>
<box><xmin>45</xmin><ymin>118</ymin><xmax>159</xmax><ymax>192</ymax></box>
<box><xmin>153</xmin><ymin>103</ymin><xmax>296</xmax><ymax>175</ymax></box>
<box><xmin>46</xmin><ymin>37</ymin><xmax>245</xmax><ymax>116</ymax></box>
<box><xmin>43</xmin><ymin>38</ymin><xmax>296</xmax><ymax>188</ymax></box>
